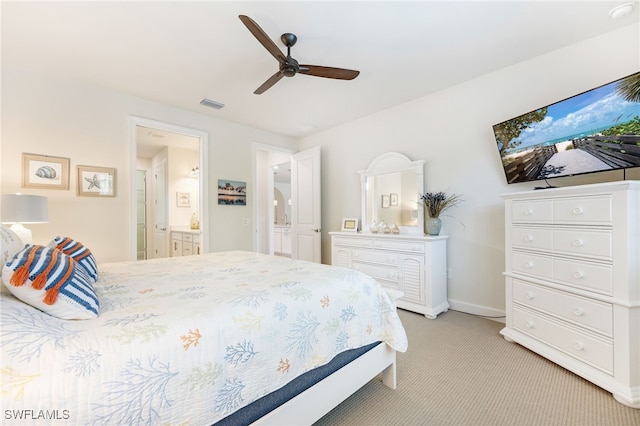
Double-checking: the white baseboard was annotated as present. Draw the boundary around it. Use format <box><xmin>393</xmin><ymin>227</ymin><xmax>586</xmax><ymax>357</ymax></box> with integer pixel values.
<box><xmin>448</xmin><ymin>299</ymin><xmax>506</xmax><ymax>323</ymax></box>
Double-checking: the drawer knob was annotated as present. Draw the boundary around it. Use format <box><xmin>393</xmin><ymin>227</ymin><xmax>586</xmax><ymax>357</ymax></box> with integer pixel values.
<box><xmin>573</xmin><ymin>342</ymin><xmax>584</xmax><ymax>351</ymax></box>
<box><xmin>573</xmin><ymin>307</ymin><xmax>584</xmax><ymax>317</ymax></box>
<box><xmin>524</xmin><ymin>262</ymin><xmax>534</xmax><ymax>269</ymax></box>
<box><xmin>572</xmin><ymin>239</ymin><xmax>583</xmax><ymax>247</ymax></box>
<box><xmin>523</xmin><ymin>208</ymin><xmax>533</xmax><ymax>216</ymax></box>
<box><xmin>524</xmin><ymin>292</ymin><xmax>534</xmax><ymax>300</ymax></box>
<box><xmin>572</xmin><ymin>207</ymin><xmax>584</xmax><ymax>215</ymax></box>
<box><xmin>525</xmin><ymin>321</ymin><xmax>535</xmax><ymax>329</ymax></box>
<box><xmin>523</xmin><ymin>235</ymin><xmax>534</xmax><ymax>242</ymax></box>
<box><xmin>573</xmin><ymin>271</ymin><xmax>584</xmax><ymax>279</ymax></box>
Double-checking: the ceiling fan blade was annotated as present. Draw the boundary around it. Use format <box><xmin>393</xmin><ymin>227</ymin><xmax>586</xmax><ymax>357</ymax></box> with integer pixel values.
<box><xmin>298</xmin><ymin>65</ymin><xmax>360</xmax><ymax>80</ymax></box>
<box><xmin>239</xmin><ymin>15</ymin><xmax>286</xmax><ymax>63</ymax></box>
<box><xmin>254</xmin><ymin>71</ymin><xmax>284</xmax><ymax>94</ymax></box>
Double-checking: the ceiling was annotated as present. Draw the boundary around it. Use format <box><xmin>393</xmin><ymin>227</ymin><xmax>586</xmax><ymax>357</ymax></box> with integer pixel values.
<box><xmin>2</xmin><ymin>1</ymin><xmax>638</xmax><ymax>138</ymax></box>
<box><xmin>136</xmin><ymin>126</ymin><xmax>200</xmax><ymax>159</ymax></box>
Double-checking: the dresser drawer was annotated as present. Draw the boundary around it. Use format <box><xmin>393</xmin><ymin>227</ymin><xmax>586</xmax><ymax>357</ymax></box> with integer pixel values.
<box><xmin>512</xmin><ymin>280</ymin><xmax>613</xmax><ymax>336</ymax></box>
<box><xmin>512</xmin><ymin>307</ymin><xmax>613</xmax><ymax>374</ymax></box>
<box><xmin>334</xmin><ymin>236</ymin><xmax>373</xmax><ymax>248</ymax></box>
<box><xmin>352</xmin><ymin>261</ymin><xmax>399</xmax><ymax>282</ymax></box>
<box><xmin>351</xmin><ymin>249</ymin><xmax>399</xmax><ymax>266</ymax></box>
<box><xmin>182</xmin><ymin>233</ymin><xmax>194</xmax><ymax>243</ymax></box>
<box><xmin>553</xmin><ymin>229</ymin><xmax>611</xmax><ymax>260</ymax></box>
<box><xmin>372</xmin><ymin>239</ymin><xmax>425</xmax><ymax>253</ymax></box>
<box><xmin>512</xmin><ymin>200</ymin><xmax>553</xmax><ymax>223</ymax></box>
<box><xmin>512</xmin><ymin>227</ymin><xmax>553</xmax><ymax>251</ymax></box>
<box><xmin>553</xmin><ymin>196</ymin><xmax>612</xmax><ymax>224</ymax></box>
<box><xmin>512</xmin><ymin>252</ymin><xmax>553</xmax><ymax>280</ymax></box>
<box><xmin>553</xmin><ymin>258</ymin><xmax>612</xmax><ymax>295</ymax></box>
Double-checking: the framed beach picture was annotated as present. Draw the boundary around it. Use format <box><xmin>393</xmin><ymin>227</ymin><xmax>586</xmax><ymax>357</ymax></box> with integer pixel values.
<box><xmin>76</xmin><ymin>165</ymin><xmax>116</xmax><ymax>197</ymax></box>
<box><xmin>22</xmin><ymin>153</ymin><xmax>70</xmax><ymax>190</ymax></box>
<box><xmin>218</xmin><ymin>179</ymin><xmax>246</xmax><ymax>205</ymax></box>
<box><xmin>390</xmin><ymin>193</ymin><xmax>399</xmax><ymax>206</ymax></box>
<box><xmin>381</xmin><ymin>194</ymin><xmax>390</xmax><ymax>208</ymax></box>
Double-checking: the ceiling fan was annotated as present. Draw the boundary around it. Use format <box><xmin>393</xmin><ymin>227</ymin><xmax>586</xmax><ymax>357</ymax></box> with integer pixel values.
<box><xmin>239</xmin><ymin>15</ymin><xmax>360</xmax><ymax>94</ymax></box>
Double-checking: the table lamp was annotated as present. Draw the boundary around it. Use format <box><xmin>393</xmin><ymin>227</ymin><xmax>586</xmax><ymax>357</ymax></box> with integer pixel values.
<box><xmin>1</xmin><ymin>194</ymin><xmax>49</xmax><ymax>244</ymax></box>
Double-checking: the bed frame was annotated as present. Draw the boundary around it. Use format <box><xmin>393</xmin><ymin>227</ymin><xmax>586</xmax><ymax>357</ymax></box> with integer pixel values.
<box><xmin>252</xmin><ymin>343</ymin><xmax>397</xmax><ymax>425</ymax></box>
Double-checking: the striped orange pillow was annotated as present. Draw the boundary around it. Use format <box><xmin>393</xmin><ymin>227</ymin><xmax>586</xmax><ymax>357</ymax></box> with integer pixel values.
<box><xmin>2</xmin><ymin>245</ymin><xmax>99</xmax><ymax>320</ymax></box>
<box><xmin>48</xmin><ymin>236</ymin><xmax>98</xmax><ymax>282</ymax></box>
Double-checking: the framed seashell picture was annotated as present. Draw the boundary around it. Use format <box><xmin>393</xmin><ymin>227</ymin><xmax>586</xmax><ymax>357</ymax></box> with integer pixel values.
<box><xmin>22</xmin><ymin>153</ymin><xmax>70</xmax><ymax>190</ymax></box>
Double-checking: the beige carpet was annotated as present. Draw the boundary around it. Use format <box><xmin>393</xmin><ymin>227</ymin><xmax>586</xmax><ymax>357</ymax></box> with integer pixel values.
<box><xmin>314</xmin><ymin>309</ymin><xmax>640</xmax><ymax>426</ymax></box>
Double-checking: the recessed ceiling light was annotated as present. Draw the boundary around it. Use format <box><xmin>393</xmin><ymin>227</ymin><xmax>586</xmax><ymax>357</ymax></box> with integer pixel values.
<box><xmin>200</xmin><ymin>98</ymin><xmax>225</xmax><ymax>110</ymax></box>
<box><xmin>609</xmin><ymin>2</ymin><xmax>634</xmax><ymax>19</ymax></box>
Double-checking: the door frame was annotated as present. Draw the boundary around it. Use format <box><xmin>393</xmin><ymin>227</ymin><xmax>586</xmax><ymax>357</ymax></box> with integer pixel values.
<box><xmin>129</xmin><ymin>116</ymin><xmax>209</xmax><ymax>261</ymax></box>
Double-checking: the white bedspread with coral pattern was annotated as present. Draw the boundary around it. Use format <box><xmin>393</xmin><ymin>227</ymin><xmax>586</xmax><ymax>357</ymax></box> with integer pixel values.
<box><xmin>1</xmin><ymin>250</ymin><xmax>407</xmax><ymax>425</ymax></box>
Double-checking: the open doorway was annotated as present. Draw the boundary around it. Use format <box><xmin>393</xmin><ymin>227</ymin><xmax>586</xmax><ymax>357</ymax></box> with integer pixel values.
<box><xmin>273</xmin><ymin>161</ymin><xmax>291</xmax><ymax>257</ymax></box>
<box><xmin>253</xmin><ymin>144</ymin><xmax>322</xmax><ymax>263</ymax></box>
<box><xmin>129</xmin><ymin>117</ymin><xmax>209</xmax><ymax>261</ymax></box>
<box><xmin>253</xmin><ymin>145</ymin><xmax>294</xmax><ymax>256</ymax></box>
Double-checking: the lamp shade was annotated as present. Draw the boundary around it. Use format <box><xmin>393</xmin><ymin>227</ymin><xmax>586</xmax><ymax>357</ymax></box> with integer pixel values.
<box><xmin>1</xmin><ymin>194</ymin><xmax>49</xmax><ymax>224</ymax></box>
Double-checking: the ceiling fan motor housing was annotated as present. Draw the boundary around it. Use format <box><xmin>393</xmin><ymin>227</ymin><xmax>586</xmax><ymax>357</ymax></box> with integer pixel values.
<box><xmin>281</xmin><ymin>56</ymin><xmax>299</xmax><ymax>77</ymax></box>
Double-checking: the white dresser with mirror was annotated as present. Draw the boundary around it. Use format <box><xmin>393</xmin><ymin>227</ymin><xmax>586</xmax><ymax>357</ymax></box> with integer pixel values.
<box><xmin>330</xmin><ymin>152</ymin><xmax>449</xmax><ymax>319</ymax></box>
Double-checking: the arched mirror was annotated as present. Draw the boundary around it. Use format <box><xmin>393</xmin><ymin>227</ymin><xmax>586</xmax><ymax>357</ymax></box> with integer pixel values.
<box><xmin>360</xmin><ymin>152</ymin><xmax>425</xmax><ymax>234</ymax></box>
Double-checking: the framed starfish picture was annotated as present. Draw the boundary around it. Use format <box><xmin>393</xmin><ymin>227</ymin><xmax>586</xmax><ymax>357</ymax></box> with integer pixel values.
<box><xmin>76</xmin><ymin>165</ymin><xmax>116</xmax><ymax>197</ymax></box>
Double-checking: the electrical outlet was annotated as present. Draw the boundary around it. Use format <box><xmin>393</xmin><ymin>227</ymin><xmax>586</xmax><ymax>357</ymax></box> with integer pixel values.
<box><xmin>242</xmin><ymin>217</ymin><xmax>249</xmax><ymax>226</ymax></box>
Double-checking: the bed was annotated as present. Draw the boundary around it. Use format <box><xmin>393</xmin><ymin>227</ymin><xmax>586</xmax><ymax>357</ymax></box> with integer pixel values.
<box><xmin>1</xmin><ymin>245</ymin><xmax>408</xmax><ymax>425</ymax></box>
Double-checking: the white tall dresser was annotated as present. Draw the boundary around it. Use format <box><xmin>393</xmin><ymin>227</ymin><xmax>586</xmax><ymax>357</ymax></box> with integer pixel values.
<box><xmin>330</xmin><ymin>232</ymin><xmax>449</xmax><ymax>319</ymax></box>
<box><xmin>501</xmin><ymin>181</ymin><xmax>640</xmax><ymax>408</ymax></box>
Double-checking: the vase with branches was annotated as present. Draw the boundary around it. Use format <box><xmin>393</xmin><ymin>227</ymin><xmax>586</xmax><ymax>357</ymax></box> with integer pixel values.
<box><xmin>419</xmin><ymin>191</ymin><xmax>462</xmax><ymax>235</ymax></box>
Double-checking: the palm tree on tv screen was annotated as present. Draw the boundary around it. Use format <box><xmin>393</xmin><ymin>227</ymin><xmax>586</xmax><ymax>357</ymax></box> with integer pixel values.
<box><xmin>616</xmin><ymin>73</ymin><xmax>640</xmax><ymax>103</ymax></box>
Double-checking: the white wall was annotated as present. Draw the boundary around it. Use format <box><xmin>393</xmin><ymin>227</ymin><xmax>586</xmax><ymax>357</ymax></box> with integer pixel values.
<box><xmin>1</xmin><ymin>67</ymin><xmax>298</xmax><ymax>262</ymax></box>
<box><xmin>300</xmin><ymin>24</ymin><xmax>640</xmax><ymax>316</ymax></box>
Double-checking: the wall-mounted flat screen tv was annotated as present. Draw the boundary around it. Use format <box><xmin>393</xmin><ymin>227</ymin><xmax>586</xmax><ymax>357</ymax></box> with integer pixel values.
<box><xmin>493</xmin><ymin>71</ymin><xmax>640</xmax><ymax>184</ymax></box>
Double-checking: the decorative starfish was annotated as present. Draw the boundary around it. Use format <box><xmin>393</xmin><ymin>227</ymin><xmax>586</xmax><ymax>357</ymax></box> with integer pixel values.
<box><xmin>85</xmin><ymin>174</ymin><xmax>101</xmax><ymax>190</ymax></box>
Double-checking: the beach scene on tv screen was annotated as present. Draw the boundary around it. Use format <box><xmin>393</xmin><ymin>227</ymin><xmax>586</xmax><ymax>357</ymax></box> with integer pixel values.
<box><xmin>494</xmin><ymin>72</ymin><xmax>640</xmax><ymax>184</ymax></box>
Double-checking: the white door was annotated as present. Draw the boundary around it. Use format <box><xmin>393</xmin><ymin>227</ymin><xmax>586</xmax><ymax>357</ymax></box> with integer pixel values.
<box><xmin>154</xmin><ymin>160</ymin><xmax>167</xmax><ymax>258</ymax></box>
<box><xmin>291</xmin><ymin>146</ymin><xmax>321</xmax><ymax>263</ymax></box>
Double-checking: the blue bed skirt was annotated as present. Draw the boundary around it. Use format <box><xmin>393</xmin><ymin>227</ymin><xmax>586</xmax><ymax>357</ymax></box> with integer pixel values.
<box><xmin>214</xmin><ymin>341</ymin><xmax>381</xmax><ymax>425</ymax></box>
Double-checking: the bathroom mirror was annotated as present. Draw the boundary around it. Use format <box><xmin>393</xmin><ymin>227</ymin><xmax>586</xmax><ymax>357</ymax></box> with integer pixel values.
<box><xmin>359</xmin><ymin>152</ymin><xmax>425</xmax><ymax>234</ymax></box>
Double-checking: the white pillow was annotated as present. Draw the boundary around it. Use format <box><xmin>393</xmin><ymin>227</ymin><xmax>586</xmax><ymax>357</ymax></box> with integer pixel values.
<box><xmin>1</xmin><ymin>224</ymin><xmax>24</xmax><ymax>277</ymax></box>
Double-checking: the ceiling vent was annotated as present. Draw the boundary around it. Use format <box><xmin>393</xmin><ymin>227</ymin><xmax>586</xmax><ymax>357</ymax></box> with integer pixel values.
<box><xmin>200</xmin><ymin>98</ymin><xmax>225</xmax><ymax>110</ymax></box>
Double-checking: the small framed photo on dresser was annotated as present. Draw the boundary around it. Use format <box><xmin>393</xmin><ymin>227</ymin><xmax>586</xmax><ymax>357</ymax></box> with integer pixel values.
<box><xmin>341</xmin><ymin>218</ymin><xmax>359</xmax><ymax>232</ymax></box>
